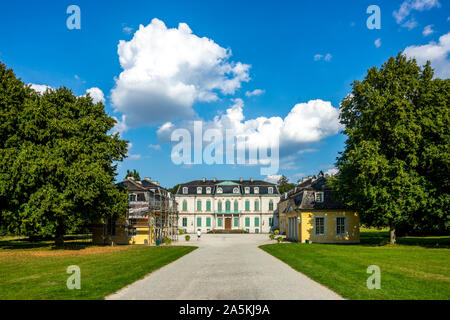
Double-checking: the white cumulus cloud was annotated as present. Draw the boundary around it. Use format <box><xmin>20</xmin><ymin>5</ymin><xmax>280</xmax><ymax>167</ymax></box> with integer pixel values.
<box><xmin>85</xmin><ymin>87</ymin><xmax>105</xmax><ymax>104</ymax></box>
<box><xmin>245</xmin><ymin>89</ymin><xmax>265</xmax><ymax>97</ymax></box>
<box><xmin>110</xmin><ymin>18</ymin><xmax>251</xmax><ymax>128</ymax></box>
<box><xmin>422</xmin><ymin>24</ymin><xmax>434</xmax><ymax>36</ymax></box>
<box><xmin>375</xmin><ymin>38</ymin><xmax>382</xmax><ymax>48</ymax></box>
<box><xmin>404</xmin><ymin>32</ymin><xmax>450</xmax><ymax>78</ymax></box>
<box><xmin>393</xmin><ymin>0</ymin><xmax>440</xmax><ymax>24</ymax></box>
<box><xmin>29</xmin><ymin>84</ymin><xmax>52</xmax><ymax>94</ymax></box>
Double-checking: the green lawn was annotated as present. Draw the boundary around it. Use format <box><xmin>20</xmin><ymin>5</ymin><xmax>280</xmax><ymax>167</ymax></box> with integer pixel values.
<box><xmin>260</xmin><ymin>229</ymin><xmax>450</xmax><ymax>300</ymax></box>
<box><xmin>0</xmin><ymin>235</ymin><xmax>196</xmax><ymax>300</ymax></box>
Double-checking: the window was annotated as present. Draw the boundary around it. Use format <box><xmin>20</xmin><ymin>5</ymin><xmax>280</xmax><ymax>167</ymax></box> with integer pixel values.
<box><xmin>269</xmin><ymin>217</ymin><xmax>273</xmax><ymax>226</ymax></box>
<box><xmin>128</xmin><ymin>194</ymin><xmax>137</xmax><ymax>202</ymax></box>
<box><xmin>254</xmin><ymin>187</ymin><xmax>259</xmax><ymax>194</ymax></box>
<box><xmin>183</xmin><ymin>187</ymin><xmax>188</xmax><ymax>194</ymax></box>
<box><xmin>245</xmin><ymin>187</ymin><xmax>250</xmax><ymax>194</ymax></box>
<box><xmin>218</xmin><ymin>218</ymin><xmax>223</xmax><ymax>227</ymax></box>
<box><xmin>182</xmin><ymin>200</ymin><xmax>187</xmax><ymax>211</ymax></box>
<box><xmin>218</xmin><ymin>200</ymin><xmax>222</xmax><ymax>212</ymax></box>
<box><xmin>182</xmin><ymin>217</ymin><xmax>187</xmax><ymax>227</ymax></box>
<box><xmin>197</xmin><ymin>217</ymin><xmax>202</xmax><ymax>227</ymax></box>
<box><xmin>233</xmin><ymin>187</ymin><xmax>239</xmax><ymax>194</ymax></box>
<box><xmin>234</xmin><ymin>217</ymin><xmax>239</xmax><ymax>227</ymax></box>
<box><xmin>245</xmin><ymin>217</ymin><xmax>250</xmax><ymax>227</ymax></box>
<box><xmin>269</xmin><ymin>200</ymin><xmax>274</xmax><ymax>211</ymax></box>
<box><xmin>315</xmin><ymin>192</ymin><xmax>324</xmax><ymax>203</ymax></box>
<box><xmin>268</xmin><ymin>187</ymin><xmax>273</xmax><ymax>194</ymax></box>
<box><xmin>206</xmin><ymin>187</ymin><xmax>211</xmax><ymax>194</ymax></box>
<box><xmin>197</xmin><ymin>187</ymin><xmax>202</xmax><ymax>194</ymax></box>
<box><xmin>245</xmin><ymin>200</ymin><xmax>250</xmax><ymax>211</ymax></box>
<box><xmin>225</xmin><ymin>200</ymin><xmax>231</xmax><ymax>211</ymax></box>
<box><xmin>197</xmin><ymin>200</ymin><xmax>202</xmax><ymax>211</ymax></box>
<box><xmin>254</xmin><ymin>200</ymin><xmax>259</xmax><ymax>211</ymax></box>
<box><xmin>217</xmin><ymin>187</ymin><xmax>223</xmax><ymax>194</ymax></box>
<box><xmin>314</xmin><ymin>217</ymin><xmax>326</xmax><ymax>236</ymax></box>
<box><xmin>206</xmin><ymin>217</ymin><xmax>211</xmax><ymax>227</ymax></box>
<box><xmin>234</xmin><ymin>200</ymin><xmax>239</xmax><ymax>212</ymax></box>
<box><xmin>255</xmin><ymin>228</ymin><xmax>259</xmax><ymax>234</ymax></box>
<box><xmin>336</xmin><ymin>217</ymin><xmax>347</xmax><ymax>235</ymax></box>
<box><xmin>206</xmin><ymin>200</ymin><xmax>211</xmax><ymax>211</ymax></box>
<box><xmin>255</xmin><ymin>217</ymin><xmax>260</xmax><ymax>227</ymax></box>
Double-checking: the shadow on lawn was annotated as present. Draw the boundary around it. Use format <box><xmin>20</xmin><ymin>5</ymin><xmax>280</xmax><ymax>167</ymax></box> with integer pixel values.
<box><xmin>360</xmin><ymin>230</ymin><xmax>450</xmax><ymax>248</ymax></box>
<box><xmin>0</xmin><ymin>234</ymin><xmax>94</xmax><ymax>250</ymax></box>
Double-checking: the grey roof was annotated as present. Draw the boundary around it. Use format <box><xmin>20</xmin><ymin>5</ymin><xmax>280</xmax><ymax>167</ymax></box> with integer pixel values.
<box><xmin>176</xmin><ymin>179</ymin><xmax>279</xmax><ymax>195</ymax></box>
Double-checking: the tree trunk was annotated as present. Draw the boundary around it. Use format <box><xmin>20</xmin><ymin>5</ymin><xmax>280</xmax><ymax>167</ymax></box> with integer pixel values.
<box><xmin>54</xmin><ymin>224</ymin><xmax>65</xmax><ymax>247</ymax></box>
<box><xmin>389</xmin><ymin>223</ymin><xmax>396</xmax><ymax>244</ymax></box>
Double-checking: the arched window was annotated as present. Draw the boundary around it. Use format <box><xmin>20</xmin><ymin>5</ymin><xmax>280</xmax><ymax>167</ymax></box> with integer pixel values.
<box><xmin>197</xmin><ymin>187</ymin><xmax>202</xmax><ymax>194</ymax></box>
<box><xmin>269</xmin><ymin>200</ymin><xmax>274</xmax><ymax>211</ymax></box>
<box><xmin>268</xmin><ymin>187</ymin><xmax>273</xmax><ymax>194</ymax></box>
<box><xmin>233</xmin><ymin>187</ymin><xmax>239</xmax><ymax>194</ymax></box>
<box><xmin>244</xmin><ymin>187</ymin><xmax>250</xmax><ymax>194</ymax></box>
<box><xmin>225</xmin><ymin>200</ymin><xmax>231</xmax><ymax>212</ymax></box>
<box><xmin>255</xmin><ymin>200</ymin><xmax>259</xmax><ymax>211</ymax></box>
<box><xmin>218</xmin><ymin>200</ymin><xmax>222</xmax><ymax>212</ymax></box>
<box><xmin>197</xmin><ymin>200</ymin><xmax>202</xmax><ymax>211</ymax></box>
<box><xmin>182</xmin><ymin>187</ymin><xmax>188</xmax><ymax>194</ymax></box>
<box><xmin>206</xmin><ymin>187</ymin><xmax>211</xmax><ymax>194</ymax></box>
<box><xmin>217</xmin><ymin>187</ymin><xmax>223</xmax><ymax>194</ymax></box>
<box><xmin>234</xmin><ymin>200</ymin><xmax>239</xmax><ymax>212</ymax></box>
<box><xmin>254</xmin><ymin>187</ymin><xmax>259</xmax><ymax>194</ymax></box>
<box><xmin>182</xmin><ymin>200</ymin><xmax>187</xmax><ymax>211</ymax></box>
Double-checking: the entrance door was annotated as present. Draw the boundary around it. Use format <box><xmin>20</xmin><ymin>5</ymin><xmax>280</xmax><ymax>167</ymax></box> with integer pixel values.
<box><xmin>225</xmin><ymin>217</ymin><xmax>232</xmax><ymax>230</ymax></box>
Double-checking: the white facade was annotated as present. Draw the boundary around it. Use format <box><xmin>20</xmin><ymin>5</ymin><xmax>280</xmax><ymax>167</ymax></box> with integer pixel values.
<box><xmin>176</xmin><ymin>194</ymin><xmax>279</xmax><ymax>233</ymax></box>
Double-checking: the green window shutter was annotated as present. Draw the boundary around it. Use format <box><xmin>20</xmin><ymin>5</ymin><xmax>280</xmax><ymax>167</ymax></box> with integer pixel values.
<box><xmin>197</xmin><ymin>200</ymin><xmax>202</xmax><ymax>211</ymax></box>
<box><xmin>269</xmin><ymin>217</ymin><xmax>273</xmax><ymax>226</ymax></box>
<box><xmin>255</xmin><ymin>217</ymin><xmax>259</xmax><ymax>227</ymax></box>
<box><xmin>218</xmin><ymin>218</ymin><xmax>223</xmax><ymax>227</ymax></box>
<box><xmin>182</xmin><ymin>200</ymin><xmax>187</xmax><ymax>211</ymax></box>
<box><xmin>182</xmin><ymin>217</ymin><xmax>187</xmax><ymax>227</ymax></box>
<box><xmin>269</xmin><ymin>201</ymin><xmax>273</xmax><ymax>211</ymax></box>
<box><xmin>245</xmin><ymin>217</ymin><xmax>250</xmax><ymax>227</ymax></box>
<box><xmin>206</xmin><ymin>201</ymin><xmax>211</xmax><ymax>211</ymax></box>
<box><xmin>206</xmin><ymin>217</ymin><xmax>211</xmax><ymax>227</ymax></box>
<box><xmin>234</xmin><ymin>200</ymin><xmax>238</xmax><ymax>212</ymax></box>
<box><xmin>225</xmin><ymin>200</ymin><xmax>231</xmax><ymax>211</ymax></box>
<box><xmin>255</xmin><ymin>201</ymin><xmax>259</xmax><ymax>211</ymax></box>
<box><xmin>218</xmin><ymin>201</ymin><xmax>222</xmax><ymax>212</ymax></box>
<box><xmin>197</xmin><ymin>217</ymin><xmax>201</xmax><ymax>227</ymax></box>
<box><xmin>234</xmin><ymin>217</ymin><xmax>239</xmax><ymax>227</ymax></box>
<box><xmin>245</xmin><ymin>201</ymin><xmax>249</xmax><ymax>211</ymax></box>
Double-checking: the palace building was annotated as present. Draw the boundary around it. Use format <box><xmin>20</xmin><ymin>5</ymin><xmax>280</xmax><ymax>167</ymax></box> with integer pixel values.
<box><xmin>175</xmin><ymin>178</ymin><xmax>280</xmax><ymax>234</ymax></box>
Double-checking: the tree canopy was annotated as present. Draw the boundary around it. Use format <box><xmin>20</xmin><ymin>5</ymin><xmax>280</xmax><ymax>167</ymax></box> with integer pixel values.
<box><xmin>125</xmin><ymin>169</ymin><xmax>141</xmax><ymax>181</ymax></box>
<box><xmin>277</xmin><ymin>175</ymin><xmax>295</xmax><ymax>194</ymax></box>
<box><xmin>332</xmin><ymin>53</ymin><xmax>449</xmax><ymax>243</ymax></box>
<box><xmin>0</xmin><ymin>62</ymin><xmax>129</xmax><ymax>245</ymax></box>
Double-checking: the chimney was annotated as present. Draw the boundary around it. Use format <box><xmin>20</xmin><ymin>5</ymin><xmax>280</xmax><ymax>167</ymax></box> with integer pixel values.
<box><xmin>318</xmin><ymin>170</ymin><xmax>324</xmax><ymax>178</ymax></box>
<box><xmin>144</xmin><ymin>177</ymin><xmax>151</xmax><ymax>182</ymax></box>
<box><xmin>202</xmin><ymin>177</ymin><xmax>206</xmax><ymax>182</ymax></box>
<box><xmin>213</xmin><ymin>178</ymin><xmax>217</xmax><ymax>182</ymax></box>
<box><xmin>240</xmin><ymin>177</ymin><xmax>243</xmax><ymax>182</ymax></box>
<box><xmin>152</xmin><ymin>181</ymin><xmax>159</xmax><ymax>186</ymax></box>
<box><xmin>127</xmin><ymin>176</ymin><xmax>134</xmax><ymax>181</ymax></box>
<box><xmin>250</xmin><ymin>177</ymin><xmax>254</xmax><ymax>182</ymax></box>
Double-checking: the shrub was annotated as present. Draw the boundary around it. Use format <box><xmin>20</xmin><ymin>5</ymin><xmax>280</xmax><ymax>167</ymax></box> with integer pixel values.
<box><xmin>164</xmin><ymin>237</ymin><xmax>172</xmax><ymax>245</ymax></box>
<box><xmin>185</xmin><ymin>235</ymin><xmax>190</xmax><ymax>241</ymax></box>
<box><xmin>276</xmin><ymin>236</ymin><xmax>283</xmax><ymax>243</ymax></box>
<box><xmin>269</xmin><ymin>233</ymin><xmax>275</xmax><ymax>240</ymax></box>
<box><xmin>178</xmin><ymin>229</ymin><xmax>185</xmax><ymax>235</ymax></box>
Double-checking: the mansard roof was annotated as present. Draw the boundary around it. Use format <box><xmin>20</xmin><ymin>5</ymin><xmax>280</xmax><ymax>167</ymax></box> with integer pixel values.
<box><xmin>117</xmin><ymin>178</ymin><xmax>173</xmax><ymax>198</ymax></box>
<box><xmin>176</xmin><ymin>179</ymin><xmax>279</xmax><ymax>195</ymax></box>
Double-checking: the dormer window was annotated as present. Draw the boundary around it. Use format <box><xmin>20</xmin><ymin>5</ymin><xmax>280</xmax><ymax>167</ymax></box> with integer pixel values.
<box><xmin>233</xmin><ymin>187</ymin><xmax>239</xmax><ymax>194</ymax></box>
<box><xmin>182</xmin><ymin>187</ymin><xmax>188</xmax><ymax>194</ymax></box>
<box><xmin>268</xmin><ymin>187</ymin><xmax>273</xmax><ymax>194</ymax></box>
<box><xmin>129</xmin><ymin>194</ymin><xmax>137</xmax><ymax>202</ymax></box>
<box><xmin>254</xmin><ymin>187</ymin><xmax>259</xmax><ymax>194</ymax></box>
<box><xmin>315</xmin><ymin>192</ymin><xmax>324</xmax><ymax>203</ymax></box>
<box><xmin>197</xmin><ymin>187</ymin><xmax>202</xmax><ymax>194</ymax></box>
<box><xmin>245</xmin><ymin>187</ymin><xmax>250</xmax><ymax>194</ymax></box>
<box><xmin>217</xmin><ymin>187</ymin><xmax>223</xmax><ymax>194</ymax></box>
<box><xmin>206</xmin><ymin>187</ymin><xmax>211</xmax><ymax>194</ymax></box>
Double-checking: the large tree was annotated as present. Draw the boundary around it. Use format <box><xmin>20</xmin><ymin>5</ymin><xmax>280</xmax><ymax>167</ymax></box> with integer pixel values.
<box><xmin>277</xmin><ymin>175</ymin><xmax>295</xmax><ymax>194</ymax></box>
<box><xmin>332</xmin><ymin>53</ymin><xmax>449</xmax><ymax>243</ymax></box>
<box><xmin>0</xmin><ymin>62</ymin><xmax>129</xmax><ymax>246</ymax></box>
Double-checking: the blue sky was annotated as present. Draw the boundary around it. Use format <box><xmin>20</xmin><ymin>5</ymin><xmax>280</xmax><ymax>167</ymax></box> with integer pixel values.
<box><xmin>1</xmin><ymin>0</ymin><xmax>448</xmax><ymax>188</ymax></box>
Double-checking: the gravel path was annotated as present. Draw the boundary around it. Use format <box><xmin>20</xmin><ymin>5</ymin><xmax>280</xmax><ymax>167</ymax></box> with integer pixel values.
<box><xmin>106</xmin><ymin>234</ymin><xmax>343</xmax><ymax>300</ymax></box>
